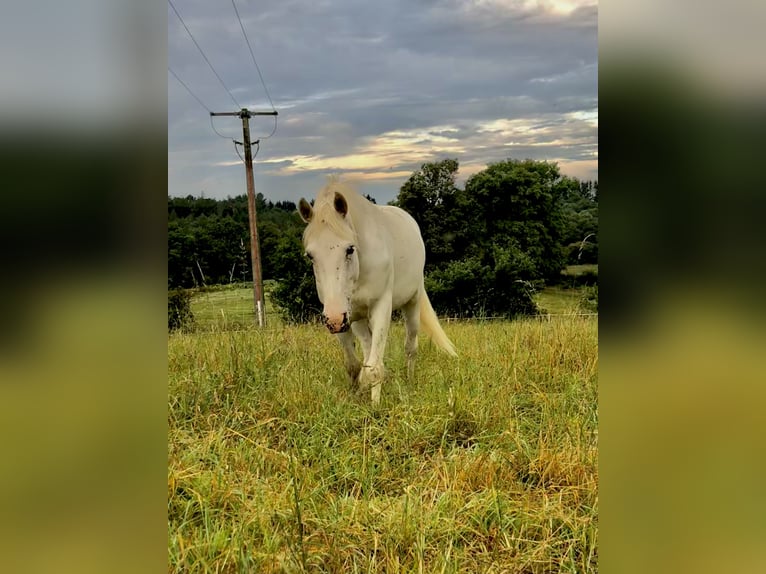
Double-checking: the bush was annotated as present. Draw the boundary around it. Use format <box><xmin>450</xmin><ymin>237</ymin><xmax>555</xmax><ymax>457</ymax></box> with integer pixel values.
<box><xmin>269</xmin><ymin>232</ymin><xmax>541</xmax><ymax>322</ymax></box>
<box><xmin>567</xmin><ymin>269</ymin><xmax>598</xmax><ymax>287</ymax></box>
<box><xmin>579</xmin><ymin>284</ymin><xmax>598</xmax><ymax>312</ymax></box>
<box><xmin>269</xmin><ymin>235</ymin><xmax>322</xmax><ymax>323</ymax></box>
<box><xmin>271</xmin><ymin>272</ymin><xmax>322</xmax><ymax>324</ymax></box>
<box><xmin>425</xmin><ymin>251</ymin><xmax>539</xmax><ymax>319</ymax></box>
<box><xmin>168</xmin><ymin>289</ymin><xmax>194</xmax><ymax>331</ymax></box>
<box><xmin>566</xmin><ymin>241</ymin><xmax>598</xmax><ymax>265</ymax></box>
<box><xmin>554</xmin><ymin>266</ymin><xmax>598</xmax><ymax>287</ymax></box>
<box><xmin>426</xmin><ymin>257</ymin><xmax>493</xmax><ymax>318</ymax></box>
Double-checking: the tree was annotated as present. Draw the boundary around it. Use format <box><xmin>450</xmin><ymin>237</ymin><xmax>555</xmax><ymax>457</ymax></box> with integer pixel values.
<box><xmin>464</xmin><ymin>159</ymin><xmax>567</xmax><ymax>283</ymax></box>
<box><xmin>167</xmin><ymin>194</ymin><xmax>307</xmax><ymax>289</ymax></box>
<box><xmin>392</xmin><ymin>159</ymin><xmax>476</xmax><ymax>270</ymax></box>
<box><xmin>557</xmin><ymin>177</ymin><xmax>598</xmax><ymax>265</ymax></box>
<box><xmin>389</xmin><ymin>158</ymin><xmax>578</xmax><ymax>317</ymax></box>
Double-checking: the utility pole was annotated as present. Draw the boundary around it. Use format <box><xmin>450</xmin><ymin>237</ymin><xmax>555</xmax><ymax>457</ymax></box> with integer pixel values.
<box><xmin>210</xmin><ymin>108</ymin><xmax>277</xmax><ymax>327</ymax></box>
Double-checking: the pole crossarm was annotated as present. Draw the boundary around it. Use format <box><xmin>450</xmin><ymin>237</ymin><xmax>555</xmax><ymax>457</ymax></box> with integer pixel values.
<box><xmin>210</xmin><ymin>109</ymin><xmax>278</xmax><ymax>118</ymax></box>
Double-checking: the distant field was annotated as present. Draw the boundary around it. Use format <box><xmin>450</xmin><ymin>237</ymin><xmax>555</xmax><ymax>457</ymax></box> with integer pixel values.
<box><xmin>563</xmin><ymin>264</ymin><xmax>598</xmax><ymax>276</ymax></box>
<box><xmin>188</xmin><ymin>278</ymin><xmax>596</xmax><ymax>331</ymax></box>
<box><xmin>533</xmin><ymin>266</ymin><xmax>597</xmax><ymax>315</ymax></box>
<box><xmin>534</xmin><ymin>287</ymin><xmax>589</xmax><ymax>316</ymax></box>
<box><xmin>169</xmin><ymin>288</ymin><xmax>598</xmax><ymax>572</ymax></box>
<box><xmin>189</xmin><ymin>282</ymin><xmax>281</xmax><ymax>330</ymax></box>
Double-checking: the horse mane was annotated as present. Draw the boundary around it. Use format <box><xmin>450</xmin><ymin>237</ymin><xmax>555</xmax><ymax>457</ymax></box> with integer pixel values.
<box><xmin>304</xmin><ymin>176</ymin><xmax>368</xmax><ymax>244</ymax></box>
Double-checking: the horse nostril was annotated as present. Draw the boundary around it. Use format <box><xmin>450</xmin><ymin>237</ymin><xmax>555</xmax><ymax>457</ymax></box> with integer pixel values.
<box><xmin>336</xmin><ymin>313</ymin><xmax>349</xmax><ymax>333</ymax></box>
<box><xmin>321</xmin><ymin>313</ymin><xmax>349</xmax><ymax>334</ymax></box>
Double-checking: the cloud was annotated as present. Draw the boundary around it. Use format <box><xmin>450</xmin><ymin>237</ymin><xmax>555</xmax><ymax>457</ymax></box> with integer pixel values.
<box><xmin>168</xmin><ymin>0</ymin><xmax>597</xmax><ymax>204</ymax></box>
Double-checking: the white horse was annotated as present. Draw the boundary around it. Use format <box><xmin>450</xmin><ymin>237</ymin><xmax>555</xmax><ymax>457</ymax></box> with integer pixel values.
<box><xmin>298</xmin><ymin>177</ymin><xmax>457</xmax><ymax>405</ymax></box>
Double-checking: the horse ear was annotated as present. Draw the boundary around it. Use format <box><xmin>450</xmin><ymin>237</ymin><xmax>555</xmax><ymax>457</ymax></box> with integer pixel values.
<box><xmin>334</xmin><ymin>192</ymin><xmax>348</xmax><ymax>217</ymax></box>
<box><xmin>298</xmin><ymin>198</ymin><xmax>313</xmax><ymax>223</ymax></box>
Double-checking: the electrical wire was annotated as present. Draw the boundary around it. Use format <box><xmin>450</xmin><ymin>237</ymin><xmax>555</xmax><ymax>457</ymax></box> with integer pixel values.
<box><xmin>168</xmin><ymin>0</ymin><xmax>242</xmax><ymax>110</ymax></box>
<box><xmin>209</xmin><ymin>114</ymin><xmax>237</xmax><ymax>140</ymax></box>
<box><xmin>230</xmin><ymin>0</ymin><xmax>276</xmax><ymax>112</ymax></box>
<box><xmin>168</xmin><ymin>66</ymin><xmax>211</xmax><ymax>113</ymax></box>
<box><xmin>263</xmin><ymin>115</ymin><xmax>277</xmax><ymax>139</ymax></box>
<box><xmin>168</xmin><ymin>66</ymin><xmax>238</xmax><ymax>140</ymax></box>
<box><xmin>231</xmin><ymin>0</ymin><xmax>278</xmax><ymax>140</ymax></box>
<box><xmin>233</xmin><ymin>140</ymin><xmax>260</xmax><ymax>164</ymax></box>
<box><xmin>170</xmin><ymin>0</ymin><xmax>279</xmax><ymax>157</ymax></box>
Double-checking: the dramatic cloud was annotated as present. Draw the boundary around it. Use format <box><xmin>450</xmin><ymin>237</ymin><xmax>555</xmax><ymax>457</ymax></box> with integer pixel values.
<box><xmin>169</xmin><ymin>0</ymin><xmax>597</xmax><ymax>204</ymax></box>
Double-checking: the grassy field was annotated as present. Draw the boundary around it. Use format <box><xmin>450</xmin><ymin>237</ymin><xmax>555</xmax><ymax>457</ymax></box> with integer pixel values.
<box><xmin>168</xmin><ymin>290</ymin><xmax>598</xmax><ymax>572</ymax></box>
<box><xmin>189</xmin><ymin>282</ymin><xmax>281</xmax><ymax>331</ymax></box>
<box><xmin>534</xmin><ymin>287</ymin><xmax>587</xmax><ymax>316</ymax></box>
<box><xmin>188</xmin><ymin>276</ymin><xmax>596</xmax><ymax>331</ymax></box>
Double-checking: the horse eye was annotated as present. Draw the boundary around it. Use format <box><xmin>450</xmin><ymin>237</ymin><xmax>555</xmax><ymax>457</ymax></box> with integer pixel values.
<box><xmin>305</xmin><ymin>252</ymin><xmax>313</xmax><ymax>260</ymax></box>
<box><xmin>346</xmin><ymin>245</ymin><xmax>355</xmax><ymax>256</ymax></box>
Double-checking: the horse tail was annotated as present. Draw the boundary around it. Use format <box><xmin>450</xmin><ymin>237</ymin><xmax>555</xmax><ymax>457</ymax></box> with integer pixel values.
<box><xmin>419</xmin><ymin>288</ymin><xmax>457</xmax><ymax>357</ymax></box>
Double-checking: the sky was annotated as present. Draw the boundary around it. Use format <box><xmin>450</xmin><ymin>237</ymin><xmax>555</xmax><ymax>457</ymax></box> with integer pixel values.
<box><xmin>168</xmin><ymin>0</ymin><xmax>598</xmax><ymax>206</ymax></box>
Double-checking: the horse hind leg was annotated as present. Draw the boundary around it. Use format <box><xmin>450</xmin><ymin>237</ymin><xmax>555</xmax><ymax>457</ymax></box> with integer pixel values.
<box><xmin>403</xmin><ymin>296</ymin><xmax>420</xmax><ymax>380</ymax></box>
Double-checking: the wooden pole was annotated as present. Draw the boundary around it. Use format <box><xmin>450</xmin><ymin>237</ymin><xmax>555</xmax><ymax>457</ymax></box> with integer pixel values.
<box><xmin>241</xmin><ymin>111</ymin><xmax>265</xmax><ymax>327</ymax></box>
<box><xmin>210</xmin><ymin>108</ymin><xmax>277</xmax><ymax>327</ymax></box>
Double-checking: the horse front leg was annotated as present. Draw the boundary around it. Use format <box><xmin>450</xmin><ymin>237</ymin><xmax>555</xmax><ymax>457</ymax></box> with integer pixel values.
<box><xmin>351</xmin><ymin>319</ymin><xmax>372</xmax><ymax>368</ymax></box>
<box><xmin>359</xmin><ymin>298</ymin><xmax>392</xmax><ymax>405</ymax></box>
<box><xmin>336</xmin><ymin>330</ymin><xmax>361</xmax><ymax>389</ymax></box>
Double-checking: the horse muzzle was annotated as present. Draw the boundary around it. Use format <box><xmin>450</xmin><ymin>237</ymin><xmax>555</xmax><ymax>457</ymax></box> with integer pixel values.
<box><xmin>324</xmin><ymin>312</ymin><xmax>350</xmax><ymax>334</ymax></box>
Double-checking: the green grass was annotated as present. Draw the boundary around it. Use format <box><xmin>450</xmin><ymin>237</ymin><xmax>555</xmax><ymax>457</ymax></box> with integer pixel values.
<box><xmin>534</xmin><ymin>287</ymin><xmax>592</xmax><ymax>316</ymax></box>
<box><xmin>189</xmin><ymin>281</ymin><xmax>596</xmax><ymax>331</ymax></box>
<box><xmin>534</xmin><ymin>266</ymin><xmax>598</xmax><ymax>315</ymax></box>
<box><xmin>190</xmin><ymin>282</ymin><xmax>282</xmax><ymax>331</ymax></box>
<box><xmin>169</xmin><ymin>298</ymin><xmax>598</xmax><ymax>572</ymax></box>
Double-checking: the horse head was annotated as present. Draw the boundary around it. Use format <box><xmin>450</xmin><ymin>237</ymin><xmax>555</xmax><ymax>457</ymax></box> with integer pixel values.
<box><xmin>298</xmin><ymin>191</ymin><xmax>359</xmax><ymax>334</ymax></box>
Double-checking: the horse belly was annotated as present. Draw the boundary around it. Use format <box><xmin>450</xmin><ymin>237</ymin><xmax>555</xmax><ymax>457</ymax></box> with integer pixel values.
<box><xmin>390</xmin><ymin>230</ymin><xmax>425</xmax><ymax>310</ymax></box>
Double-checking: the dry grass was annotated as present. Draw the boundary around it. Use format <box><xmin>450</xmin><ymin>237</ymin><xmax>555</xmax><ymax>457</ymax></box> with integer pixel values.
<box><xmin>168</xmin><ymin>312</ymin><xmax>598</xmax><ymax>572</ymax></box>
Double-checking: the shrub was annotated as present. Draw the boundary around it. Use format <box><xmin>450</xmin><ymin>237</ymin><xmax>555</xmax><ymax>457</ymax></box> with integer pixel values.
<box><xmin>554</xmin><ymin>266</ymin><xmax>598</xmax><ymax>287</ymax></box>
<box><xmin>269</xmin><ymin>234</ymin><xmax>322</xmax><ymax>323</ymax></box>
<box><xmin>271</xmin><ymin>272</ymin><xmax>322</xmax><ymax>324</ymax></box>
<box><xmin>168</xmin><ymin>289</ymin><xmax>194</xmax><ymax>332</ymax></box>
<box><xmin>579</xmin><ymin>284</ymin><xmax>598</xmax><ymax>312</ymax></box>
<box><xmin>566</xmin><ymin>241</ymin><xmax>598</xmax><ymax>265</ymax></box>
<box><xmin>425</xmin><ymin>251</ymin><xmax>539</xmax><ymax>319</ymax></box>
<box><xmin>269</xmin><ymin>232</ymin><xmax>540</xmax><ymax>322</ymax></box>
<box><xmin>564</xmin><ymin>269</ymin><xmax>598</xmax><ymax>287</ymax></box>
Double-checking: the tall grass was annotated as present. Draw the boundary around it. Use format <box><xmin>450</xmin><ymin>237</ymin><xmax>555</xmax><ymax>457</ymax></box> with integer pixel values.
<box><xmin>168</xmin><ymin>310</ymin><xmax>597</xmax><ymax>572</ymax></box>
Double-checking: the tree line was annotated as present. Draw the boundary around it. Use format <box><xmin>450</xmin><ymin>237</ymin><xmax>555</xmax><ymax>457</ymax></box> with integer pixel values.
<box><xmin>168</xmin><ymin>158</ymin><xmax>597</xmax><ymax>321</ymax></box>
<box><xmin>168</xmin><ymin>194</ymin><xmax>304</xmax><ymax>288</ymax></box>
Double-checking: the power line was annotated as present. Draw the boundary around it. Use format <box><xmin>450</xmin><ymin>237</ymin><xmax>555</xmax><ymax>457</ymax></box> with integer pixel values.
<box><xmin>168</xmin><ymin>66</ymin><xmax>211</xmax><ymax>113</ymax></box>
<box><xmin>230</xmin><ymin>0</ymin><xmax>278</xmax><ymax>140</ymax></box>
<box><xmin>209</xmin><ymin>114</ymin><xmax>237</xmax><ymax>140</ymax></box>
<box><xmin>233</xmin><ymin>139</ymin><xmax>259</xmax><ymax>164</ymax></box>
<box><xmin>168</xmin><ymin>66</ymin><xmax>237</xmax><ymax>140</ymax></box>
<box><xmin>230</xmin><ymin>0</ymin><xmax>276</xmax><ymax>112</ymax></box>
<box><xmin>168</xmin><ymin>0</ymin><xmax>241</xmax><ymax>109</ymax></box>
<box><xmin>261</xmin><ymin>115</ymin><xmax>278</xmax><ymax>140</ymax></box>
